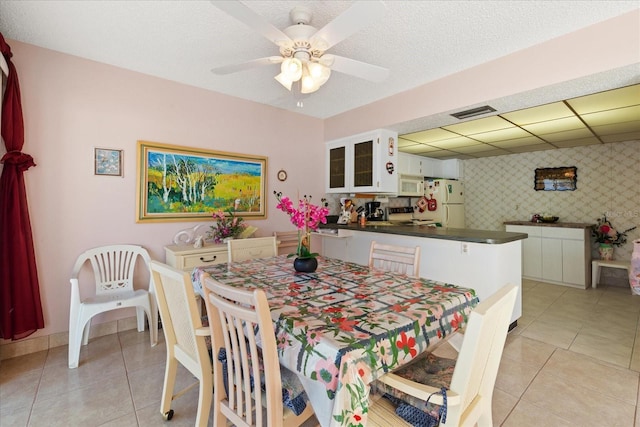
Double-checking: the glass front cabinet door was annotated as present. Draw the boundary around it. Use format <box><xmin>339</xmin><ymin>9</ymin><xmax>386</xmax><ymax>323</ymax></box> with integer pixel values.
<box><xmin>325</xmin><ymin>129</ymin><xmax>398</xmax><ymax>194</ymax></box>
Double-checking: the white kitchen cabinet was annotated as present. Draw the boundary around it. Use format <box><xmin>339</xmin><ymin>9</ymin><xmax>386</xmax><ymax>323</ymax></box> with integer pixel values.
<box><xmin>440</xmin><ymin>159</ymin><xmax>463</xmax><ymax>180</ymax></box>
<box><xmin>325</xmin><ymin>129</ymin><xmax>398</xmax><ymax>194</ymax></box>
<box><xmin>505</xmin><ymin>224</ymin><xmax>590</xmax><ymax>288</ymax></box>
<box><xmin>510</xmin><ymin>225</ymin><xmax>542</xmax><ymax>278</ymax></box>
<box><xmin>398</xmin><ymin>152</ymin><xmax>425</xmax><ymax>176</ymax></box>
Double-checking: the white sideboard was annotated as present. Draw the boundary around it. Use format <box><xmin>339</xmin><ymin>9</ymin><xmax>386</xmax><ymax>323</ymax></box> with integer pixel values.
<box><xmin>505</xmin><ymin>224</ymin><xmax>591</xmax><ymax>289</ymax></box>
<box><xmin>164</xmin><ymin>243</ymin><xmax>228</xmax><ymax>271</ymax></box>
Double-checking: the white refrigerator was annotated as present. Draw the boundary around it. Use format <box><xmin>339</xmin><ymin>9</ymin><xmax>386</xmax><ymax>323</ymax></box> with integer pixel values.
<box><xmin>422</xmin><ymin>179</ymin><xmax>465</xmax><ymax>228</ymax></box>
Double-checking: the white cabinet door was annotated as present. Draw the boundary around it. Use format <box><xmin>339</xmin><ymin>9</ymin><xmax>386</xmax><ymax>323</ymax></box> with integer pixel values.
<box><xmin>541</xmin><ymin>238</ymin><xmax>563</xmax><ymax>282</ymax></box>
<box><xmin>506</xmin><ymin>225</ymin><xmax>542</xmax><ymax>279</ymax></box>
<box><xmin>563</xmin><ymin>239</ymin><xmax>586</xmax><ymax>285</ymax></box>
<box><xmin>326</xmin><ymin>140</ymin><xmax>350</xmax><ymax>193</ymax></box>
<box><xmin>441</xmin><ymin>159</ymin><xmax>462</xmax><ymax>179</ymax></box>
<box><xmin>523</xmin><ymin>236</ymin><xmax>542</xmax><ymax>278</ymax></box>
<box><xmin>398</xmin><ymin>152</ymin><xmax>423</xmax><ymax>176</ymax></box>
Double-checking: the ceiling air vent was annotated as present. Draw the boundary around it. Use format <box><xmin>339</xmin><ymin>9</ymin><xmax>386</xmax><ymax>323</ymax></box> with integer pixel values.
<box><xmin>451</xmin><ymin>105</ymin><xmax>496</xmax><ymax>120</ymax></box>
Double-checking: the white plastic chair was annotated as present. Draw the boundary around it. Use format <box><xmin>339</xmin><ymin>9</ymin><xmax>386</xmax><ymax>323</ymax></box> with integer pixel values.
<box><xmin>369</xmin><ymin>241</ymin><xmax>421</xmax><ymax>277</ymax></box>
<box><xmin>68</xmin><ymin>244</ymin><xmax>158</xmax><ymax>368</ymax></box>
<box><xmin>369</xmin><ymin>284</ymin><xmax>518</xmax><ymax>427</ymax></box>
<box><xmin>150</xmin><ymin>261</ymin><xmax>213</xmax><ymax>426</ymax></box>
<box><xmin>228</xmin><ymin>236</ymin><xmax>278</xmax><ymax>263</ymax></box>
<box><xmin>203</xmin><ymin>276</ymin><xmax>315</xmax><ymax>427</ymax></box>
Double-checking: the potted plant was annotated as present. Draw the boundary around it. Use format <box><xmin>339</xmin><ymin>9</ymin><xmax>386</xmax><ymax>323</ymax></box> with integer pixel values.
<box><xmin>274</xmin><ymin>191</ymin><xmax>329</xmax><ymax>272</ymax></box>
<box><xmin>592</xmin><ymin>214</ymin><xmax>636</xmax><ymax>260</ymax></box>
<box><xmin>208</xmin><ymin>208</ymin><xmax>246</xmax><ymax>243</ymax></box>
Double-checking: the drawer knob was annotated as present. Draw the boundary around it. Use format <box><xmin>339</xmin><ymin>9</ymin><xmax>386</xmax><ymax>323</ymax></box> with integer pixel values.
<box><xmin>200</xmin><ymin>255</ymin><xmax>217</xmax><ymax>263</ymax></box>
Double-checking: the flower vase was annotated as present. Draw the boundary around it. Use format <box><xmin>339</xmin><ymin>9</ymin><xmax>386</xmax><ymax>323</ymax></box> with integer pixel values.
<box><xmin>630</xmin><ymin>239</ymin><xmax>640</xmax><ymax>295</ymax></box>
<box><xmin>294</xmin><ymin>257</ymin><xmax>318</xmax><ymax>273</ymax></box>
<box><xmin>598</xmin><ymin>243</ymin><xmax>614</xmax><ymax>260</ymax></box>
<box><xmin>598</xmin><ymin>243</ymin><xmax>613</xmax><ymax>261</ymax></box>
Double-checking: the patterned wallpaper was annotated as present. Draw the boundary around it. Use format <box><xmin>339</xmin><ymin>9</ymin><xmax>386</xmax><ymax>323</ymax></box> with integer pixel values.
<box><xmin>463</xmin><ymin>140</ymin><xmax>640</xmax><ymax>283</ymax></box>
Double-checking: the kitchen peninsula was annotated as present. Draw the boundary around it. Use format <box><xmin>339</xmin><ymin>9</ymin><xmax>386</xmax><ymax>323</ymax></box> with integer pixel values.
<box><xmin>317</xmin><ymin>223</ymin><xmax>527</xmax><ymax>325</ymax></box>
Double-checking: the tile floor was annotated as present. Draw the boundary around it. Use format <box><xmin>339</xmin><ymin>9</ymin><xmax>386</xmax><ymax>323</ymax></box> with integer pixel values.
<box><xmin>2</xmin><ymin>278</ymin><xmax>640</xmax><ymax>426</ymax></box>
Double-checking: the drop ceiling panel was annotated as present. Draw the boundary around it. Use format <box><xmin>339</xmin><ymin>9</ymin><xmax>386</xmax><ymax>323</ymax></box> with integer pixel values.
<box><xmin>592</xmin><ymin>120</ymin><xmax>640</xmax><ymax>135</ymax></box>
<box><xmin>521</xmin><ymin>116</ymin><xmax>586</xmax><ymax>134</ymax></box>
<box><xmin>470</xmin><ymin>127</ymin><xmax>532</xmax><ymax>143</ymax></box>
<box><xmin>581</xmin><ymin>105</ymin><xmax>640</xmax><ymax>126</ymax></box>
<box><xmin>401</xmin><ymin>128</ymin><xmax>459</xmax><ymax>143</ymax></box>
<box><xmin>507</xmin><ymin>143</ymin><xmax>557</xmax><ymax>153</ymax></box>
<box><xmin>568</xmin><ymin>85</ymin><xmax>640</xmax><ymax>114</ymax></box>
<box><xmin>402</xmin><ymin>144</ymin><xmax>442</xmax><ymax>154</ymax></box>
<box><xmin>443</xmin><ymin>116</ymin><xmax>513</xmax><ymax>135</ymax></box>
<box><xmin>452</xmin><ymin>144</ymin><xmax>502</xmax><ymax>153</ymax></box>
<box><xmin>501</xmin><ymin>102</ymin><xmax>574</xmax><ymax>125</ymax></box>
<box><xmin>491</xmin><ymin>136</ymin><xmax>548</xmax><ymax>148</ymax></box>
<box><xmin>425</xmin><ymin>150</ymin><xmax>459</xmax><ymax>158</ymax></box>
<box><xmin>552</xmin><ymin>137</ymin><xmax>601</xmax><ymax>148</ymax></box>
<box><xmin>540</xmin><ymin>128</ymin><xmax>595</xmax><ymax>143</ymax></box>
<box><xmin>467</xmin><ymin>148</ymin><xmax>511</xmax><ymax>157</ymax></box>
<box><xmin>399</xmin><ymin>83</ymin><xmax>640</xmax><ymax>160</ymax></box>
<box><xmin>428</xmin><ymin>136</ymin><xmax>483</xmax><ymax>149</ymax></box>
<box><xmin>601</xmin><ymin>131</ymin><xmax>640</xmax><ymax>143</ymax></box>
<box><xmin>398</xmin><ymin>138</ymin><xmax>420</xmax><ymax>147</ymax></box>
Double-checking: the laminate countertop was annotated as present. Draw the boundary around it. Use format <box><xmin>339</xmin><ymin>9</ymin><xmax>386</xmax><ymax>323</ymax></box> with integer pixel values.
<box><xmin>318</xmin><ymin>223</ymin><xmax>527</xmax><ymax>245</ymax></box>
<box><xmin>504</xmin><ymin>221</ymin><xmax>595</xmax><ymax>229</ymax></box>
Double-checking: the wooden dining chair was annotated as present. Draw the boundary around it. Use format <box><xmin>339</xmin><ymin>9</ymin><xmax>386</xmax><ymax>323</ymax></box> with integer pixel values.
<box><xmin>68</xmin><ymin>244</ymin><xmax>158</xmax><ymax>368</ymax></box>
<box><xmin>150</xmin><ymin>261</ymin><xmax>213</xmax><ymax>426</ymax></box>
<box><xmin>228</xmin><ymin>236</ymin><xmax>278</xmax><ymax>263</ymax></box>
<box><xmin>369</xmin><ymin>284</ymin><xmax>518</xmax><ymax>427</ymax></box>
<box><xmin>368</xmin><ymin>241</ymin><xmax>421</xmax><ymax>277</ymax></box>
<box><xmin>202</xmin><ymin>275</ymin><xmax>315</xmax><ymax>427</ymax></box>
<box><xmin>273</xmin><ymin>230</ymin><xmax>299</xmax><ymax>256</ymax></box>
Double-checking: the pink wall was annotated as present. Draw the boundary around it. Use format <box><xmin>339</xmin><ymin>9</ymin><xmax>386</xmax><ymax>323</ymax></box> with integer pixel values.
<box><xmin>324</xmin><ymin>9</ymin><xmax>640</xmax><ymax>140</ymax></box>
<box><xmin>3</xmin><ymin>40</ymin><xmax>325</xmax><ymax>337</ymax></box>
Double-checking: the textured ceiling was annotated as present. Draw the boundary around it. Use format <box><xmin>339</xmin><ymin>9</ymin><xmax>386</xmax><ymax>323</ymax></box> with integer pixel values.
<box><xmin>1</xmin><ymin>0</ymin><xmax>638</xmax><ymax>121</ymax></box>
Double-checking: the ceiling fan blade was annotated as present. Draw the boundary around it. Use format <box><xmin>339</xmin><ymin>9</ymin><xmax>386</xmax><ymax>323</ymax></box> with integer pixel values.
<box><xmin>211</xmin><ymin>1</ymin><xmax>292</xmax><ymax>47</ymax></box>
<box><xmin>310</xmin><ymin>1</ymin><xmax>385</xmax><ymax>50</ymax></box>
<box><xmin>322</xmin><ymin>55</ymin><xmax>389</xmax><ymax>83</ymax></box>
<box><xmin>212</xmin><ymin>56</ymin><xmax>283</xmax><ymax>75</ymax></box>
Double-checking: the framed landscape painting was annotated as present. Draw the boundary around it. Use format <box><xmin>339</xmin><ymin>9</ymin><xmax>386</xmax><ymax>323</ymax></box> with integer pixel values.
<box><xmin>136</xmin><ymin>141</ymin><xmax>267</xmax><ymax>222</ymax></box>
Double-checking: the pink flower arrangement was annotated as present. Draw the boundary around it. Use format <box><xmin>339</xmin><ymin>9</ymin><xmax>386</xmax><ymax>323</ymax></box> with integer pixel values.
<box><xmin>208</xmin><ymin>208</ymin><xmax>246</xmax><ymax>243</ymax></box>
<box><xmin>592</xmin><ymin>214</ymin><xmax>636</xmax><ymax>247</ymax></box>
<box><xmin>274</xmin><ymin>191</ymin><xmax>329</xmax><ymax>258</ymax></box>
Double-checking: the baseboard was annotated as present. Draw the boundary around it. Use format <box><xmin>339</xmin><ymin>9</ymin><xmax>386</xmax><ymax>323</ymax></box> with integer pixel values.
<box><xmin>0</xmin><ymin>316</ymin><xmax>140</xmax><ymax>361</ymax></box>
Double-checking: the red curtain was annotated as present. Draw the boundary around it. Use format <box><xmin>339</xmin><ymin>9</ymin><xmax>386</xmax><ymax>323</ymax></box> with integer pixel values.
<box><xmin>0</xmin><ymin>33</ymin><xmax>44</xmax><ymax>340</ymax></box>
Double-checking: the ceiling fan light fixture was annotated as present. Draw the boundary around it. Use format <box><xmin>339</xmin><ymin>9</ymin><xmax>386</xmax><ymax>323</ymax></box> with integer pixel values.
<box><xmin>274</xmin><ymin>73</ymin><xmax>293</xmax><ymax>91</ymax></box>
<box><xmin>281</xmin><ymin>57</ymin><xmax>303</xmax><ymax>81</ymax></box>
<box><xmin>307</xmin><ymin>62</ymin><xmax>331</xmax><ymax>86</ymax></box>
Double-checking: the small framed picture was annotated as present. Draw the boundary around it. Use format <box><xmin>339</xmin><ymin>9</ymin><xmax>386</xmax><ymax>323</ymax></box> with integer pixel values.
<box><xmin>94</xmin><ymin>148</ymin><xmax>123</xmax><ymax>176</ymax></box>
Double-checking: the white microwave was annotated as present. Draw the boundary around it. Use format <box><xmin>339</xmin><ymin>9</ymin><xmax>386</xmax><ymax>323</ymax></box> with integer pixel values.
<box><xmin>398</xmin><ymin>174</ymin><xmax>424</xmax><ymax>196</ymax></box>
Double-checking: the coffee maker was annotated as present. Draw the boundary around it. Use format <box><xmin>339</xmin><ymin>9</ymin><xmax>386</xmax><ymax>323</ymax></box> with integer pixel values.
<box><xmin>365</xmin><ymin>201</ymin><xmax>384</xmax><ymax>221</ymax></box>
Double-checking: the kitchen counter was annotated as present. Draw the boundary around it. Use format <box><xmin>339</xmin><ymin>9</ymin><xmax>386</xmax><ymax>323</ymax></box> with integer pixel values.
<box><xmin>317</xmin><ymin>222</ymin><xmax>524</xmax><ymax>325</ymax></box>
<box><xmin>503</xmin><ymin>221</ymin><xmax>595</xmax><ymax>229</ymax></box>
<box><xmin>319</xmin><ymin>222</ymin><xmax>527</xmax><ymax>244</ymax></box>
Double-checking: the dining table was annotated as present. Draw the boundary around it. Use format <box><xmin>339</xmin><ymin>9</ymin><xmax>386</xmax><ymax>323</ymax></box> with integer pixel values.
<box><xmin>192</xmin><ymin>255</ymin><xmax>479</xmax><ymax>427</ymax></box>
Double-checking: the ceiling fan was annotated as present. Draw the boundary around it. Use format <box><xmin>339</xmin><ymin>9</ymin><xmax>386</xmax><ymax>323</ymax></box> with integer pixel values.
<box><xmin>211</xmin><ymin>1</ymin><xmax>390</xmax><ymax>95</ymax></box>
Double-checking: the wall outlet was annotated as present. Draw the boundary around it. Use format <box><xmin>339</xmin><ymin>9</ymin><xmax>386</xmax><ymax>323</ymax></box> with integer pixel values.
<box><xmin>461</xmin><ymin>242</ymin><xmax>470</xmax><ymax>254</ymax></box>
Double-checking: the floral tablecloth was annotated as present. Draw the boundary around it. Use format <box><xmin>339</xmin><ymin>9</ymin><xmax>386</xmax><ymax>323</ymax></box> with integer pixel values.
<box><xmin>193</xmin><ymin>255</ymin><xmax>478</xmax><ymax>427</ymax></box>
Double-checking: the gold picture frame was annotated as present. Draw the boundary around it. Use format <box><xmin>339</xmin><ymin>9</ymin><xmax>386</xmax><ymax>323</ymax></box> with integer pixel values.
<box><xmin>136</xmin><ymin>141</ymin><xmax>267</xmax><ymax>222</ymax></box>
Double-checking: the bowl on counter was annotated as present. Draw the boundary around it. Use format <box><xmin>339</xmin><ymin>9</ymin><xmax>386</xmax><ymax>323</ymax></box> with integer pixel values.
<box><xmin>539</xmin><ymin>216</ymin><xmax>559</xmax><ymax>223</ymax></box>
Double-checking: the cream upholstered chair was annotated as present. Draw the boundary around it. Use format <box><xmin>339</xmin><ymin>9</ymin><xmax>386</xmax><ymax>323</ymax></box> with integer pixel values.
<box><xmin>228</xmin><ymin>236</ymin><xmax>278</xmax><ymax>263</ymax></box>
<box><xmin>273</xmin><ymin>230</ymin><xmax>299</xmax><ymax>256</ymax></box>
<box><xmin>368</xmin><ymin>241</ymin><xmax>421</xmax><ymax>277</ymax></box>
<box><xmin>202</xmin><ymin>276</ymin><xmax>315</xmax><ymax>427</ymax></box>
<box><xmin>68</xmin><ymin>244</ymin><xmax>158</xmax><ymax>369</ymax></box>
<box><xmin>150</xmin><ymin>261</ymin><xmax>213</xmax><ymax>426</ymax></box>
<box><xmin>369</xmin><ymin>284</ymin><xmax>518</xmax><ymax>427</ymax></box>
